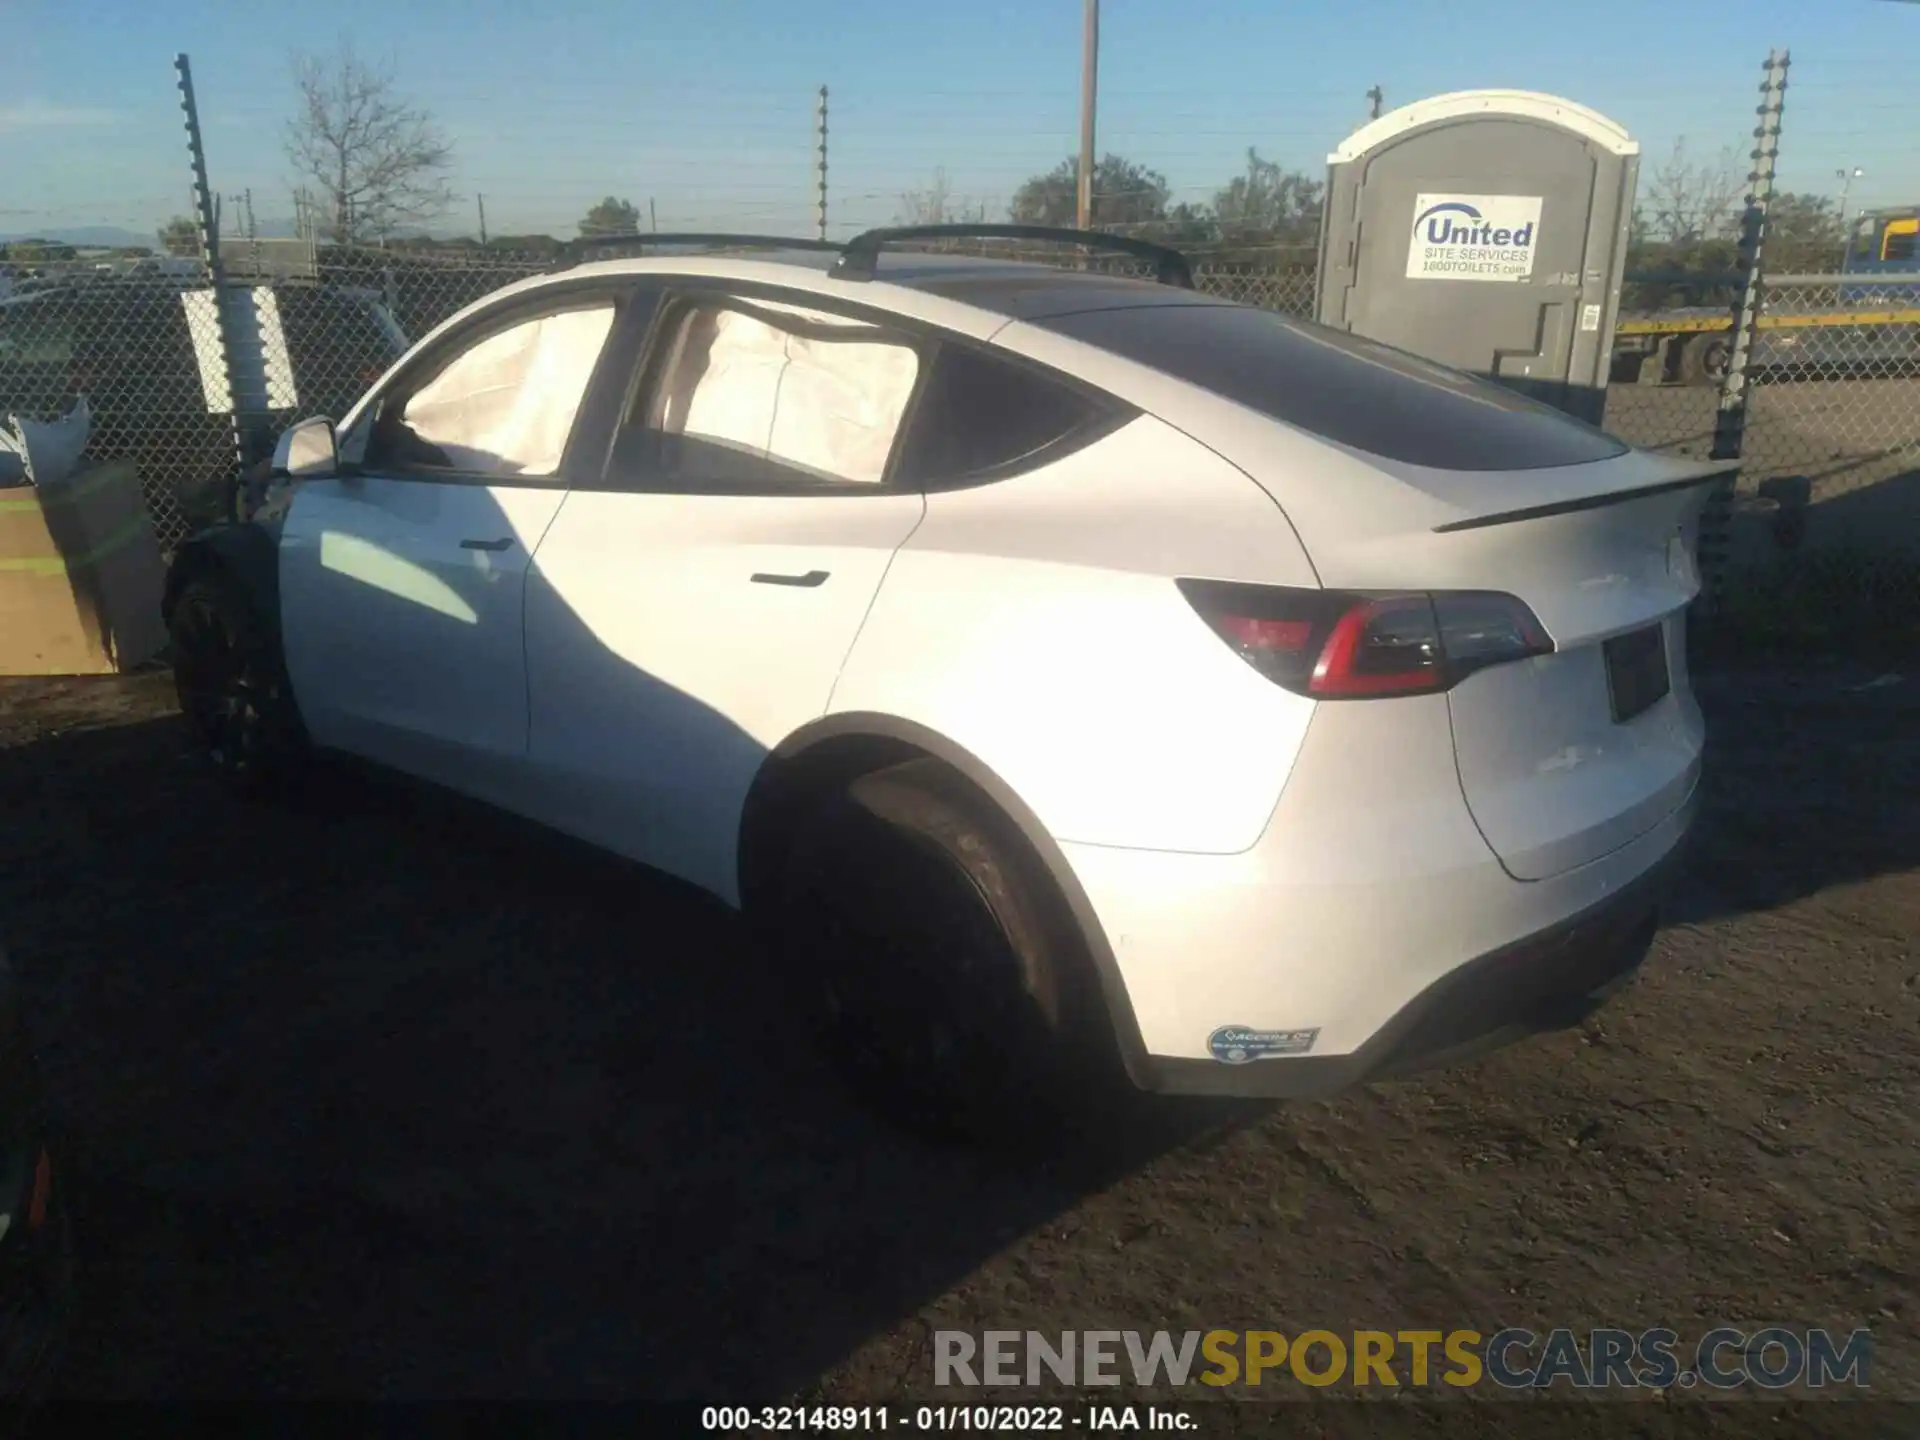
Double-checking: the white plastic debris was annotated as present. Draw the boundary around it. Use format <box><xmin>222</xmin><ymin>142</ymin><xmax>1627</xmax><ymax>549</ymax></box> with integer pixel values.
<box><xmin>0</xmin><ymin>393</ymin><xmax>91</xmax><ymax>488</ymax></box>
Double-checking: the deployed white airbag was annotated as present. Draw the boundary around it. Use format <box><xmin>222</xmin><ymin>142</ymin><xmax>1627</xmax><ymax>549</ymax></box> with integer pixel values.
<box><xmin>405</xmin><ymin>305</ymin><xmax>615</xmax><ymax>476</ymax></box>
<box><xmin>652</xmin><ymin>300</ymin><xmax>917</xmax><ymax>485</ymax></box>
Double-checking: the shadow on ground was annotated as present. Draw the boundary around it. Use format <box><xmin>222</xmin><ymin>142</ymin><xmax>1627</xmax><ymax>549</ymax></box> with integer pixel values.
<box><xmin>0</xmin><ymin>662</ymin><xmax>1914</xmax><ymax>1406</ymax></box>
<box><xmin>1671</xmin><ymin>663</ymin><xmax>1920</xmax><ymax>930</ymax></box>
<box><xmin>0</xmin><ymin>687</ymin><xmax>1254</xmax><ymax>1401</ymax></box>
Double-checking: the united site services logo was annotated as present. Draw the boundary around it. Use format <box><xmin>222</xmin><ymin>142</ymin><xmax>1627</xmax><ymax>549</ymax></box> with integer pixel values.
<box><xmin>1406</xmin><ymin>193</ymin><xmax>1543</xmax><ymax>282</ymax></box>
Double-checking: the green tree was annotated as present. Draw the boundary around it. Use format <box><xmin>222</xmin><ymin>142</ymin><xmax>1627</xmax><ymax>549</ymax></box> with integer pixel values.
<box><xmin>1010</xmin><ymin>153</ymin><xmax>1170</xmax><ymax>229</ymax></box>
<box><xmin>1763</xmin><ymin>192</ymin><xmax>1847</xmax><ymax>273</ymax></box>
<box><xmin>1155</xmin><ymin>200</ymin><xmax>1218</xmax><ymax>246</ymax></box>
<box><xmin>578</xmin><ymin>196</ymin><xmax>642</xmax><ymax>239</ymax></box>
<box><xmin>157</xmin><ymin>216</ymin><xmax>200</xmax><ymax>256</ymax></box>
<box><xmin>1210</xmin><ymin>148</ymin><xmax>1323</xmax><ymax>251</ymax></box>
<box><xmin>1</xmin><ymin>239</ymin><xmax>76</xmax><ymax>264</ymax></box>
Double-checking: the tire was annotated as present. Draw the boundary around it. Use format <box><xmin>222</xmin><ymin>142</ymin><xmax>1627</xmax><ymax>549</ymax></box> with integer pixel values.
<box><xmin>1679</xmin><ymin>331</ymin><xmax>1731</xmax><ymax>388</ymax></box>
<box><xmin>773</xmin><ymin>759</ymin><xmax>1125</xmax><ymax>1148</ymax></box>
<box><xmin>166</xmin><ymin>571</ymin><xmax>307</xmax><ymax>796</ymax></box>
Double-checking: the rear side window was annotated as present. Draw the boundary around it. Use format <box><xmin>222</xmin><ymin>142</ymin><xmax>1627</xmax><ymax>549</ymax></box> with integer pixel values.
<box><xmin>893</xmin><ymin>342</ymin><xmax>1112</xmax><ymax>485</ymax></box>
<box><xmin>615</xmin><ymin>295</ymin><xmax>921</xmax><ymax>491</ymax></box>
<box><xmin>1038</xmin><ymin>304</ymin><xmax>1629</xmax><ymax>471</ymax></box>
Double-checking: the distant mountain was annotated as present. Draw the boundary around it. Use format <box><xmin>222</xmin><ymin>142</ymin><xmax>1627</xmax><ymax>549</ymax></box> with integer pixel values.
<box><xmin>0</xmin><ymin>218</ymin><xmax>305</xmax><ymax>250</ymax></box>
<box><xmin>0</xmin><ymin>225</ymin><xmax>149</xmax><ymax>249</ymax></box>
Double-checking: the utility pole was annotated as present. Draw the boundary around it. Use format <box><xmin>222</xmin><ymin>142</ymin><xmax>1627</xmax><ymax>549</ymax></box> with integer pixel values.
<box><xmin>1077</xmin><ymin>0</ymin><xmax>1099</xmax><ymax>230</ymax></box>
<box><xmin>1366</xmin><ymin>85</ymin><xmax>1384</xmax><ymax>120</ymax></box>
<box><xmin>476</xmin><ymin>193</ymin><xmax>488</xmax><ymax>245</ymax></box>
<box><xmin>816</xmin><ymin>85</ymin><xmax>830</xmax><ymax>241</ymax></box>
<box><xmin>650</xmin><ymin>197</ymin><xmax>658</xmax><ymax>233</ymax></box>
<box><xmin>1835</xmin><ymin>166</ymin><xmax>1862</xmax><ymax>235</ymax></box>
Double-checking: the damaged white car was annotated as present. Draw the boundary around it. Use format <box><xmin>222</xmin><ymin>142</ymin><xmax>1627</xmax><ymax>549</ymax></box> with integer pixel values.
<box><xmin>161</xmin><ymin>227</ymin><xmax>1720</xmax><ymax>1142</ymax></box>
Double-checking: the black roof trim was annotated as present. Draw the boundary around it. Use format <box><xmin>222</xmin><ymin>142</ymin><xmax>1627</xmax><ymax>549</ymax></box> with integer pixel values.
<box><xmin>830</xmin><ymin>225</ymin><xmax>1194</xmax><ymax>289</ymax></box>
<box><xmin>540</xmin><ymin>227</ymin><xmax>1200</xmax><ymax>308</ymax></box>
<box><xmin>550</xmin><ymin>234</ymin><xmax>843</xmax><ymax>270</ymax></box>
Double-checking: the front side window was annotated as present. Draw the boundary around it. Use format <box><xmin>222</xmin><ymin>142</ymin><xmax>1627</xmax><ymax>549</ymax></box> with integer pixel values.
<box><xmin>369</xmin><ymin>303</ymin><xmax>615</xmax><ymax>477</ymax></box>
<box><xmin>617</xmin><ymin>296</ymin><xmax>920</xmax><ymax>490</ymax></box>
<box><xmin>1883</xmin><ymin>223</ymin><xmax>1917</xmax><ymax>264</ymax></box>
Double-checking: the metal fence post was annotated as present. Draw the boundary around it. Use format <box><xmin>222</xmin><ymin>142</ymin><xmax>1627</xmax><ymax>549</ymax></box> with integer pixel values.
<box><xmin>1700</xmin><ymin>48</ymin><xmax>1790</xmax><ymax>631</ymax></box>
<box><xmin>815</xmin><ymin>85</ymin><xmax>829</xmax><ymax>242</ymax></box>
<box><xmin>175</xmin><ymin>53</ymin><xmax>252</xmax><ymax>521</ymax></box>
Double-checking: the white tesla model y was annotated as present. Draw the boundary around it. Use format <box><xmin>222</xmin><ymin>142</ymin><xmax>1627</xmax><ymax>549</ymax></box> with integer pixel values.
<box><xmin>163</xmin><ymin>228</ymin><xmax>1718</xmax><ymax>1139</ymax></box>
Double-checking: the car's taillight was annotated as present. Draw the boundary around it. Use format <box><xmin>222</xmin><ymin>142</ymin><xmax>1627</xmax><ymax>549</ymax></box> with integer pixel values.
<box><xmin>1177</xmin><ymin>579</ymin><xmax>1552</xmax><ymax>699</ymax></box>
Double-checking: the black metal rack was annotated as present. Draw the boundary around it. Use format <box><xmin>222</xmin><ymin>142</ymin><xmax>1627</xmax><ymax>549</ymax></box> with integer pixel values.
<box><xmin>832</xmin><ymin>224</ymin><xmax>1193</xmax><ymax>288</ymax></box>
<box><xmin>553</xmin><ymin>233</ymin><xmax>844</xmax><ymax>268</ymax></box>
<box><xmin>550</xmin><ymin>224</ymin><xmax>1195</xmax><ymax>290</ymax></box>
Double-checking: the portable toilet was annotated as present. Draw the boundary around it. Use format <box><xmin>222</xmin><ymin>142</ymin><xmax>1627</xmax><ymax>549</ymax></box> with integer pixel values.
<box><xmin>1316</xmin><ymin>89</ymin><xmax>1641</xmax><ymax>424</ymax></box>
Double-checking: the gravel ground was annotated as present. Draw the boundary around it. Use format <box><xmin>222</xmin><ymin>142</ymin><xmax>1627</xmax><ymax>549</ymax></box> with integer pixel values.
<box><xmin>0</xmin><ymin>660</ymin><xmax>1914</xmax><ymax>1432</ymax></box>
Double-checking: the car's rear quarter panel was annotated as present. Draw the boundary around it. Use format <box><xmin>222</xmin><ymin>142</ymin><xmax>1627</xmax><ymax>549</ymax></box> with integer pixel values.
<box><xmin>828</xmin><ymin>412</ymin><xmax>1319</xmax><ymax>855</ymax></box>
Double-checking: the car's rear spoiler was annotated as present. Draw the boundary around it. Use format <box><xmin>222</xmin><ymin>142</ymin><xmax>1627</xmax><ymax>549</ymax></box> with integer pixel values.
<box><xmin>1431</xmin><ymin>460</ymin><xmax>1740</xmax><ymax>534</ymax></box>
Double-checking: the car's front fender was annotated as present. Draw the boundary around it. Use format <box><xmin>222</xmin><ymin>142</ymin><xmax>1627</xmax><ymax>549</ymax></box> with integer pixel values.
<box><xmin>160</xmin><ymin>518</ymin><xmax>281</xmax><ymax>633</ymax></box>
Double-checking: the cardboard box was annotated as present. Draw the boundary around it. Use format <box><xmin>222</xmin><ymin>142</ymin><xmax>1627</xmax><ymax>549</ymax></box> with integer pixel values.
<box><xmin>0</xmin><ymin>458</ymin><xmax>168</xmax><ymax>675</ymax></box>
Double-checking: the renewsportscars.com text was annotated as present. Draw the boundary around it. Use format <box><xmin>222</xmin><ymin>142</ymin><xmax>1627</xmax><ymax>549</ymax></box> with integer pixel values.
<box><xmin>934</xmin><ymin>1327</ymin><xmax>1872</xmax><ymax>1391</ymax></box>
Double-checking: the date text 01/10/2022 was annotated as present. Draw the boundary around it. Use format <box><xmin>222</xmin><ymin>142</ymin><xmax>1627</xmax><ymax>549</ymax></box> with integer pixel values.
<box><xmin>700</xmin><ymin>1404</ymin><xmax>1200</xmax><ymax>1431</ymax></box>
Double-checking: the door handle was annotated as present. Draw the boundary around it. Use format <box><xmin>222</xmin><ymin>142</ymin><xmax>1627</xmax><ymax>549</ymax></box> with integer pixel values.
<box><xmin>461</xmin><ymin>537</ymin><xmax>514</xmax><ymax>552</ymax></box>
<box><xmin>750</xmin><ymin>569</ymin><xmax>829</xmax><ymax>587</ymax></box>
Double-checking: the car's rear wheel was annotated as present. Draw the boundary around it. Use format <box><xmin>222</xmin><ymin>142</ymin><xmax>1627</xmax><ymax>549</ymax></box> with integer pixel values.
<box><xmin>774</xmin><ymin>759</ymin><xmax>1126</xmax><ymax>1148</ymax></box>
<box><xmin>167</xmin><ymin>572</ymin><xmax>306</xmax><ymax>796</ymax></box>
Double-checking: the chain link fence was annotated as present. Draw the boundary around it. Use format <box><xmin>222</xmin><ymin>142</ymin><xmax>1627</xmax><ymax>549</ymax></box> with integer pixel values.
<box><xmin>1192</xmin><ymin>265</ymin><xmax>1316</xmax><ymax>315</ymax></box>
<box><xmin>1599</xmin><ymin>274</ymin><xmax>1920</xmax><ymax>649</ymax></box>
<box><xmin>1</xmin><ymin>254</ymin><xmax>229</xmax><ymax>552</ymax></box>
<box><xmin>6</xmin><ymin>231</ymin><xmax>1918</xmax><ymax>652</ymax></box>
<box><xmin>1724</xmin><ymin>276</ymin><xmax>1920</xmax><ymax>647</ymax></box>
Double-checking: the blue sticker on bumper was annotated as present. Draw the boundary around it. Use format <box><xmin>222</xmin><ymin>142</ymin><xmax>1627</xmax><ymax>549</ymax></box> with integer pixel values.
<box><xmin>1208</xmin><ymin>1025</ymin><xmax>1320</xmax><ymax>1063</ymax></box>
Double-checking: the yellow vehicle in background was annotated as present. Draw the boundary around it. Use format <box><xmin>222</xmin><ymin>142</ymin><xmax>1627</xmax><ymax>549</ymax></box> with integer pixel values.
<box><xmin>1611</xmin><ymin>206</ymin><xmax>1920</xmax><ymax>387</ymax></box>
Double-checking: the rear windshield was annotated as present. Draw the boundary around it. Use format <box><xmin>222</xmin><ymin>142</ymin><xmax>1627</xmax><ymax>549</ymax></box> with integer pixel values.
<box><xmin>1036</xmin><ymin>303</ymin><xmax>1629</xmax><ymax>471</ymax></box>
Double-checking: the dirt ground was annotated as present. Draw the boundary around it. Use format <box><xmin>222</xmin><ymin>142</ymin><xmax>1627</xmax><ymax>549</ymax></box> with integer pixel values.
<box><xmin>1</xmin><ymin>658</ymin><xmax>1915</xmax><ymax>1431</ymax></box>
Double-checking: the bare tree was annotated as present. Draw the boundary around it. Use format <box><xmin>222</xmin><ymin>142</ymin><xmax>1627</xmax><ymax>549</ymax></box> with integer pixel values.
<box><xmin>895</xmin><ymin>167</ymin><xmax>988</xmax><ymax>226</ymax></box>
<box><xmin>285</xmin><ymin>41</ymin><xmax>454</xmax><ymax>244</ymax></box>
<box><xmin>1642</xmin><ymin>138</ymin><xmax>1744</xmax><ymax>244</ymax></box>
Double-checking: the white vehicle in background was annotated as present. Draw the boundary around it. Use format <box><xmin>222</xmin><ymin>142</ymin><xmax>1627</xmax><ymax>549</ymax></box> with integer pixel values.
<box><xmin>160</xmin><ymin>225</ymin><xmax>1718</xmax><ymax>1144</ymax></box>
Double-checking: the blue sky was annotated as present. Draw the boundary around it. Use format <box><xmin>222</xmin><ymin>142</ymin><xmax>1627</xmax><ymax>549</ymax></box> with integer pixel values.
<box><xmin>3</xmin><ymin>0</ymin><xmax>1918</xmax><ymax>243</ymax></box>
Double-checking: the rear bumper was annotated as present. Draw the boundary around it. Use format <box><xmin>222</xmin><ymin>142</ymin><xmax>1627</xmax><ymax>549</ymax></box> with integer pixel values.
<box><xmin>1139</xmin><ymin>827</ymin><xmax>1690</xmax><ymax>1099</ymax></box>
